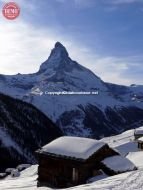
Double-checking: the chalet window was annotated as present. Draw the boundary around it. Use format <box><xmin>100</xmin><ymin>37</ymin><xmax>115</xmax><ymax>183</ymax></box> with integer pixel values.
<box><xmin>72</xmin><ymin>168</ymin><xmax>78</xmax><ymax>182</ymax></box>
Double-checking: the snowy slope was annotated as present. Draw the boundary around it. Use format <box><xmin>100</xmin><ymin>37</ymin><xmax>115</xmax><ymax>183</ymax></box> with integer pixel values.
<box><xmin>3</xmin><ymin>167</ymin><xmax>143</xmax><ymax>190</ymax></box>
<box><xmin>0</xmin><ymin>42</ymin><xmax>143</xmax><ymax>138</ymax></box>
<box><xmin>100</xmin><ymin>129</ymin><xmax>138</xmax><ymax>156</ymax></box>
<box><xmin>1</xmin><ymin>165</ymin><xmax>143</xmax><ymax>190</ymax></box>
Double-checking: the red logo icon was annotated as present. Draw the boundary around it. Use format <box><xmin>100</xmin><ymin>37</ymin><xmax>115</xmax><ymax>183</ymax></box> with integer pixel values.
<box><xmin>2</xmin><ymin>2</ymin><xmax>20</xmax><ymax>20</ymax></box>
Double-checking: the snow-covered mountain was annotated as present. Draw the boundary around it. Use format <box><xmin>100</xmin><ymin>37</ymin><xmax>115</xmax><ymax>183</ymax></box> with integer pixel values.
<box><xmin>0</xmin><ymin>93</ymin><xmax>62</xmax><ymax>172</ymax></box>
<box><xmin>0</xmin><ymin>42</ymin><xmax>143</xmax><ymax>138</ymax></box>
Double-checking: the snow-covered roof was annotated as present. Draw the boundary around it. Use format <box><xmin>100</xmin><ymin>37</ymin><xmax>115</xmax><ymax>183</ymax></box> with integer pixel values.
<box><xmin>126</xmin><ymin>152</ymin><xmax>143</xmax><ymax>169</ymax></box>
<box><xmin>40</xmin><ymin>136</ymin><xmax>106</xmax><ymax>160</ymax></box>
<box><xmin>102</xmin><ymin>155</ymin><xmax>135</xmax><ymax>172</ymax></box>
<box><xmin>134</xmin><ymin>127</ymin><xmax>143</xmax><ymax>135</ymax></box>
<box><xmin>16</xmin><ymin>164</ymin><xmax>31</xmax><ymax>171</ymax></box>
<box><xmin>138</xmin><ymin>137</ymin><xmax>143</xmax><ymax>142</ymax></box>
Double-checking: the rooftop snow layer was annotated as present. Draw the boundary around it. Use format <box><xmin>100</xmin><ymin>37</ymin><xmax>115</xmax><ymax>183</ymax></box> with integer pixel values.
<box><xmin>134</xmin><ymin>126</ymin><xmax>143</xmax><ymax>135</ymax></box>
<box><xmin>41</xmin><ymin>136</ymin><xmax>106</xmax><ymax>159</ymax></box>
<box><xmin>102</xmin><ymin>155</ymin><xmax>136</xmax><ymax>172</ymax></box>
<box><xmin>126</xmin><ymin>152</ymin><xmax>143</xmax><ymax>169</ymax></box>
<box><xmin>138</xmin><ymin>137</ymin><xmax>143</xmax><ymax>141</ymax></box>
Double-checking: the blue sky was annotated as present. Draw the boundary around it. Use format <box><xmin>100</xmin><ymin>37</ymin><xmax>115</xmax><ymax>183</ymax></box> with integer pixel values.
<box><xmin>0</xmin><ymin>0</ymin><xmax>143</xmax><ymax>85</ymax></box>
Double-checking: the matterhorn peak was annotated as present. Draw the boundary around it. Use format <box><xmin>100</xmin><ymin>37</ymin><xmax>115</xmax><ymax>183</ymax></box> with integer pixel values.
<box><xmin>54</xmin><ymin>41</ymin><xmax>66</xmax><ymax>49</ymax></box>
<box><xmin>51</xmin><ymin>41</ymin><xmax>69</xmax><ymax>58</ymax></box>
<box><xmin>38</xmin><ymin>42</ymin><xmax>71</xmax><ymax>73</ymax></box>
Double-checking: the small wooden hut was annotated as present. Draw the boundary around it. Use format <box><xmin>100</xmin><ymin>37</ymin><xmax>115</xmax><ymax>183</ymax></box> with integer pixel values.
<box><xmin>137</xmin><ymin>137</ymin><xmax>143</xmax><ymax>149</ymax></box>
<box><xmin>36</xmin><ymin>136</ymin><xmax>118</xmax><ymax>188</ymax></box>
<box><xmin>134</xmin><ymin>127</ymin><xmax>143</xmax><ymax>140</ymax></box>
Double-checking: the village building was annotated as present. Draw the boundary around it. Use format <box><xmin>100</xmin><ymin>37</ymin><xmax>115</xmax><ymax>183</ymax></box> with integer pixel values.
<box><xmin>36</xmin><ymin>136</ymin><xmax>119</xmax><ymax>188</ymax></box>
<box><xmin>0</xmin><ymin>173</ymin><xmax>7</xmax><ymax>179</ymax></box>
<box><xmin>137</xmin><ymin>137</ymin><xmax>143</xmax><ymax>149</ymax></box>
<box><xmin>134</xmin><ymin>126</ymin><xmax>143</xmax><ymax>140</ymax></box>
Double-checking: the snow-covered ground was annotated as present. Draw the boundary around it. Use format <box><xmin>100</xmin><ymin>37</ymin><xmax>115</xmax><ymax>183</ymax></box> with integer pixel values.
<box><xmin>100</xmin><ymin>129</ymin><xmax>138</xmax><ymax>156</ymax></box>
<box><xmin>1</xmin><ymin>165</ymin><xmax>143</xmax><ymax>190</ymax></box>
<box><xmin>1</xmin><ymin>127</ymin><xmax>143</xmax><ymax>190</ymax></box>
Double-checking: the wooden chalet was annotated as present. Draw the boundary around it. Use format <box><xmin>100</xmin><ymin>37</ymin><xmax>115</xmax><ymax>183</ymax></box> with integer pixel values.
<box><xmin>36</xmin><ymin>136</ymin><xmax>118</xmax><ymax>188</ymax></box>
<box><xmin>137</xmin><ymin>137</ymin><xmax>143</xmax><ymax>149</ymax></box>
<box><xmin>134</xmin><ymin>127</ymin><xmax>143</xmax><ymax>140</ymax></box>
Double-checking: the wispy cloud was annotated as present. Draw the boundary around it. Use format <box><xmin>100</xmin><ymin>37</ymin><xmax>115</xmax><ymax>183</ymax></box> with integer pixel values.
<box><xmin>110</xmin><ymin>0</ymin><xmax>142</xmax><ymax>5</ymax></box>
<box><xmin>55</xmin><ymin>0</ymin><xmax>96</xmax><ymax>8</ymax></box>
<box><xmin>74</xmin><ymin>0</ymin><xmax>96</xmax><ymax>7</ymax></box>
<box><xmin>71</xmin><ymin>49</ymin><xmax>143</xmax><ymax>85</ymax></box>
<box><xmin>0</xmin><ymin>17</ymin><xmax>142</xmax><ymax>85</ymax></box>
<box><xmin>0</xmin><ymin>20</ymin><xmax>64</xmax><ymax>74</ymax></box>
<box><xmin>0</xmin><ymin>0</ymin><xmax>37</xmax><ymax>13</ymax></box>
<box><xmin>86</xmin><ymin>56</ymin><xmax>143</xmax><ymax>85</ymax></box>
<box><xmin>0</xmin><ymin>17</ymin><xmax>94</xmax><ymax>75</ymax></box>
<box><xmin>55</xmin><ymin>0</ymin><xmax>66</xmax><ymax>3</ymax></box>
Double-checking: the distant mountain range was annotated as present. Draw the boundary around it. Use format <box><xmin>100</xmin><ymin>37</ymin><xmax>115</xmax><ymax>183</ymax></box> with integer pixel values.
<box><xmin>0</xmin><ymin>42</ymin><xmax>143</xmax><ymax>139</ymax></box>
<box><xmin>0</xmin><ymin>93</ymin><xmax>62</xmax><ymax>172</ymax></box>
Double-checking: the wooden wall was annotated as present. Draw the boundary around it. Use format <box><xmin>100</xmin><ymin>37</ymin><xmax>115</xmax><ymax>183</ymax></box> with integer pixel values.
<box><xmin>138</xmin><ymin>141</ymin><xmax>143</xmax><ymax>149</ymax></box>
<box><xmin>134</xmin><ymin>134</ymin><xmax>143</xmax><ymax>140</ymax></box>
